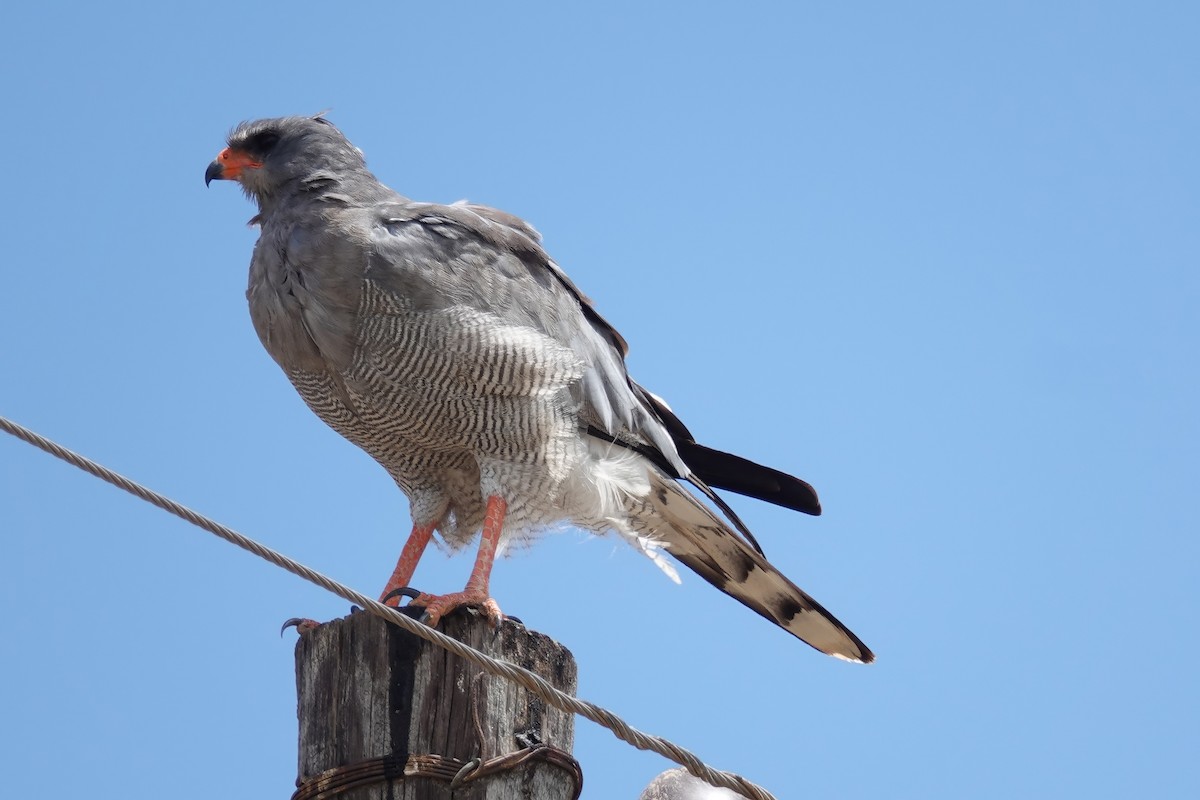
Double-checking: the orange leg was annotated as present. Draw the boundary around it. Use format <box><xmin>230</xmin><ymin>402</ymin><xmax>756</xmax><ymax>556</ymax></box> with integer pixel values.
<box><xmin>411</xmin><ymin>496</ymin><xmax>506</xmax><ymax>627</ymax></box>
<box><xmin>285</xmin><ymin>520</ymin><xmax>441</xmax><ymax>636</ymax></box>
<box><xmin>379</xmin><ymin>521</ymin><xmax>437</xmax><ymax>605</ymax></box>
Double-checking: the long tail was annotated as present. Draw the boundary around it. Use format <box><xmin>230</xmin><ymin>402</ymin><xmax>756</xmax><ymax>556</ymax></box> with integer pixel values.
<box><xmin>633</xmin><ymin>470</ymin><xmax>873</xmax><ymax>663</ymax></box>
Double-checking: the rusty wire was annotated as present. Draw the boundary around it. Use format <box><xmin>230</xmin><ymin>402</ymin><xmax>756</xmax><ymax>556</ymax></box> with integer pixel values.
<box><xmin>290</xmin><ymin>745</ymin><xmax>583</xmax><ymax>800</ymax></box>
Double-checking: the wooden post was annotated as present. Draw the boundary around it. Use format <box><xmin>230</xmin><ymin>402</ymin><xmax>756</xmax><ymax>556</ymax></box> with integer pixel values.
<box><xmin>292</xmin><ymin>609</ymin><xmax>580</xmax><ymax>800</ymax></box>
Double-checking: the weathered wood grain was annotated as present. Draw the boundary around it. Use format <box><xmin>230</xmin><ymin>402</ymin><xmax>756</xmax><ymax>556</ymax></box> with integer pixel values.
<box><xmin>294</xmin><ymin>608</ymin><xmax>578</xmax><ymax>800</ymax></box>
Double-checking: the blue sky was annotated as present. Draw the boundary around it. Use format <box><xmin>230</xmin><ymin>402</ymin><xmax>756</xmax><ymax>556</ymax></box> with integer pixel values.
<box><xmin>2</xmin><ymin>2</ymin><xmax>1197</xmax><ymax>798</ymax></box>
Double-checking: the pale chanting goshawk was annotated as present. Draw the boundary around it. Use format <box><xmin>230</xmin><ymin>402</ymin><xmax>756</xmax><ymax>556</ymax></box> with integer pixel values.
<box><xmin>206</xmin><ymin>115</ymin><xmax>873</xmax><ymax>663</ymax></box>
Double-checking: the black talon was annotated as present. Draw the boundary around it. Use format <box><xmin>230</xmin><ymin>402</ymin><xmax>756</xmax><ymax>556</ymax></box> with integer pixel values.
<box><xmin>382</xmin><ymin>586</ymin><xmax>423</xmax><ymax>606</ymax></box>
<box><xmin>280</xmin><ymin>617</ymin><xmax>306</xmax><ymax>637</ymax></box>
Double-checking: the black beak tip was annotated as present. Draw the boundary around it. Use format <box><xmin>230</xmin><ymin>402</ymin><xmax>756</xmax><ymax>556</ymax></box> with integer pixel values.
<box><xmin>204</xmin><ymin>160</ymin><xmax>223</xmax><ymax>187</ymax></box>
<box><xmin>280</xmin><ymin>617</ymin><xmax>305</xmax><ymax>636</ymax></box>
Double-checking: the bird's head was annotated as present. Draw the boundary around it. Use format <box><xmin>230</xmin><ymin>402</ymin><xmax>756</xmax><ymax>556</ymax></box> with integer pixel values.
<box><xmin>205</xmin><ymin>114</ymin><xmax>369</xmax><ymax>207</ymax></box>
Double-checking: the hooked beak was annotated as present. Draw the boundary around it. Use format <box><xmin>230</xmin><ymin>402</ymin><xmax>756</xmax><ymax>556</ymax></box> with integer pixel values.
<box><xmin>205</xmin><ymin>147</ymin><xmax>262</xmax><ymax>186</ymax></box>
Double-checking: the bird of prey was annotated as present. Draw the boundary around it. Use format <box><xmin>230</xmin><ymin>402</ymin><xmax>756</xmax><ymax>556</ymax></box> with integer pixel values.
<box><xmin>206</xmin><ymin>115</ymin><xmax>872</xmax><ymax>663</ymax></box>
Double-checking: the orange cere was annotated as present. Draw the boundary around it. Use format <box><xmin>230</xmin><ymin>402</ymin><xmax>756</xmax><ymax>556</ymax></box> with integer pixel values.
<box><xmin>214</xmin><ymin>147</ymin><xmax>262</xmax><ymax>179</ymax></box>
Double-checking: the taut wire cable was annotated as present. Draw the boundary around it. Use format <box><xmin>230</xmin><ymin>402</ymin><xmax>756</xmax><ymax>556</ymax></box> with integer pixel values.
<box><xmin>1</xmin><ymin>414</ymin><xmax>774</xmax><ymax>800</ymax></box>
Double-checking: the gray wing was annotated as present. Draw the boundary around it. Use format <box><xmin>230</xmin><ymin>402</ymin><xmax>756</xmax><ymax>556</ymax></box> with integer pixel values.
<box><xmin>367</xmin><ymin>200</ymin><xmax>689</xmax><ymax>472</ymax></box>
<box><xmin>366</xmin><ymin>200</ymin><xmax>817</xmax><ymax>553</ymax></box>
<box><xmin>364</xmin><ymin>201</ymin><xmax>871</xmax><ymax>659</ymax></box>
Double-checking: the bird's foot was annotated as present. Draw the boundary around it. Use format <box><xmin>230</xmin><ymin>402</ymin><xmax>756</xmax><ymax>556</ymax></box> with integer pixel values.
<box><xmin>280</xmin><ymin>606</ymin><xmax>363</xmax><ymax>636</ymax></box>
<box><xmin>407</xmin><ymin>590</ymin><xmax>504</xmax><ymax>629</ymax></box>
<box><xmin>381</xmin><ymin>586</ymin><xmax>422</xmax><ymax>606</ymax></box>
<box><xmin>281</xmin><ymin>617</ymin><xmax>322</xmax><ymax>636</ymax></box>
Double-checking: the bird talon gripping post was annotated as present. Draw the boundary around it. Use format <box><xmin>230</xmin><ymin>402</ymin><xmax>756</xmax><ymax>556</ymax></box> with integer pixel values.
<box><xmin>207</xmin><ymin>115</ymin><xmax>873</xmax><ymax>663</ymax></box>
<box><xmin>381</xmin><ymin>586</ymin><xmax>422</xmax><ymax>605</ymax></box>
<box><xmin>280</xmin><ymin>617</ymin><xmax>321</xmax><ymax>636</ymax></box>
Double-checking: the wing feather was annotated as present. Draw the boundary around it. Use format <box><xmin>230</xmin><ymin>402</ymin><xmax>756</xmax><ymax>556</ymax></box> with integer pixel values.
<box><xmin>363</xmin><ymin>202</ymin><xmax>868</xmax><ymax>657</ymax></box>
<box><xmin>369</xmin><ymin>200</ymin><xmax>684</xmax><ymax>467</ymax></box>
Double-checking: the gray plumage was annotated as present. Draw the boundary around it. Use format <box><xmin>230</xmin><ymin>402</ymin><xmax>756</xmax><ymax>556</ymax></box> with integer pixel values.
<box><xmin>209</xmin><ymin>115</ymin><xmax>872</xmax><ymax>663</ymax></box>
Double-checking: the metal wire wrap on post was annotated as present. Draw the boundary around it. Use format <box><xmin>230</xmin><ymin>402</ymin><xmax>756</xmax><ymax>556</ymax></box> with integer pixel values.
<box><xmin>290</xmin><ymin>744</ymin><xmax>583</xmax><ymax>800</ymax></box>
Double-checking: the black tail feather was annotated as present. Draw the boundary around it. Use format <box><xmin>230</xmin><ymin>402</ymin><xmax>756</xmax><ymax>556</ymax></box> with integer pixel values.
<box><xmin>630</xmin><ymin>383</ymin><xmax>822</xmax><ymax>516</ymax></box>
<box><xmin>676</xmin><ymin>441</ymin><xmax>822</xmax><ymax>516</ymax></box>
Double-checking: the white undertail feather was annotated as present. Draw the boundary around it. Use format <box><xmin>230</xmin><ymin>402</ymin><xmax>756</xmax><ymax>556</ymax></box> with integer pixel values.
<box><xmin>561</xmin><ymin>439</ymin><xmax>681</xmax><ymax>583</ymax></box>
